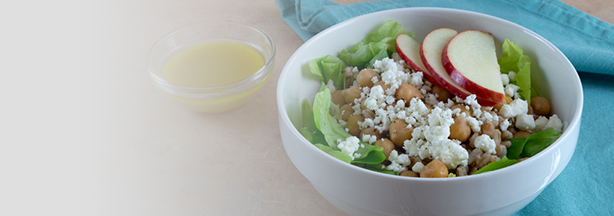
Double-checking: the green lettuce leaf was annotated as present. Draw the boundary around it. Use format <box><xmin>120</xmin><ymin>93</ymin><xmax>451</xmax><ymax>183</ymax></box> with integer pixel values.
<box><xmin>498</xmin><ymin>39</ymin><xmax>533</xmax><ymax>103</ymax></box>
<box><xmin>506</xmin><ymin>137</ymin><xmax>527</xmax><ymax>160</ymax></box>
<box><xmin>308</xmin><ymin>55</ymin><xmax>347</xmax><ymax>90</ymax></box>
<box><xmin>311</xmin><ymin>86</ymin><xmax>386</xmax><ymax>163</ymax></box>
<box><xmin>506</xmin><ymin>128</ymin><xmax>562</xmax><ymax>159</ymax></box>
<box><xmin>300</xmin><ymin>99</ymin><xmax>326</xmax><ymax>144</ymax></box>
<box><xmin>352</xmin><ymin>144</ymin><xmax>385</xmax><ymax>164</ymax></box>
<box><xmin>356</xmin><ymin>163</ymin><xmax>398</xmax><ymax>175</ymax></box>
<box><xmin>474</xmin><ymin>156</ymin><xmax>518</xmax><ymax>174</ymax></box>
<box><xmin>315</xmin><ymin>143</ymin><xmax>352</xmax><ymax>163</ymax></box>
<box><xmin>338</xmin><ymin>20</ymin><xmax>413</xmax><ymax>68</ymax></box>
<box><xmin>312</xmin><ymin>86</ymin><xmax>352</xmax><ymax>149</ymax></box>
<box><xmin>521</xmin><ymin>128</ymin><xmax>562</xmax><ymax>157</ymax></box>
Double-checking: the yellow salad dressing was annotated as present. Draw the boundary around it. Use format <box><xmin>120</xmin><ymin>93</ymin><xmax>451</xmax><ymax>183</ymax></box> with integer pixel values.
<box><xmin>161</xmin><ymin>40</ymin><xmax>265</xmax><ymax>87</ymax></box>
<box><xmin>156</xmin><ymin>39</ymin><xmax>272</xmax><ymax>113</ymax></box>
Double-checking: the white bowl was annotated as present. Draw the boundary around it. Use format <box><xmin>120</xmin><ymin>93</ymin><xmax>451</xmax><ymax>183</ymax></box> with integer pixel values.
<box><xmin>277</xmin><ymin>7</ymin><xmax>583</xmax><ymax>216</ymax></box>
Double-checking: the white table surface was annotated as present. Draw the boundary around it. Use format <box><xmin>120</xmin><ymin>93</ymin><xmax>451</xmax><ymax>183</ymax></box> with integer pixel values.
<box><xmin>6</xmin><ymin>0</ymin><xmax>611</xmax><ymax>215</ymax></box>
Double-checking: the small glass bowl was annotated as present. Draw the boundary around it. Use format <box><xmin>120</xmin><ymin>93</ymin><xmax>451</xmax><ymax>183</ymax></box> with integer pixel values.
<box><xmin>147</xmin><ymin>22</ymin><xmax>275</xmax><ymax>113</ymax></box>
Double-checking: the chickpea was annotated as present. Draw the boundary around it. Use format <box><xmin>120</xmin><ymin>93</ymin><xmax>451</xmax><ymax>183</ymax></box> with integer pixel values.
<box><xmin>451</xmin><ymin>104</ymin><xmax>472</xmax><ymax>117</ymax></box>
<box><xmin>481</xmin><ymin>122</ymin><xmax>497</xmax><ymax>140</ymax></box>
<box><xmin>531</xmin><ymin>96</ymin><xmax>551</xmax><ymax>116</ymax></box>
<box><xmin>361</xmin><ymin>127</ymin><xmax>383</xmax><ymax>140</ymax></box>
<box><xmin>513</xmin><ymin>130</ymin><xmax>532</xmax><ymax>138</ymax></box>
<box><xmin>495</xmin><ymin>144</ymin><xmax>507</xmax><ymax>158</ymax></box>
<box><xmin>342</xmin><ymin>86</ymin><xmax>362</xmax><ymax>104</ymax></box>
<box><xmin>345</xmin><ymin>76</ymin><xmax>354</xmax><ymax>88</ymax></box>
<box><xmin>389</xmin><ymin>119</ymin><xmax>413</xmax><ymax>147</ymax></box>
<box><xmin>347</xmin><ymin>115</ymin><xmax>365</xmax><ymax>136</ymax></box>
<box><xmin>373</xmin><ymin>81</ymin><xmax>390</xmax><ymax>92</ymax></box>
<box><xmin>425</xmin><ymin>103</ymin><xmax>433</xmax><ymax>110</ymax></box>
<box><xmin>395</xmin><ymin>83</ymin><xmax>421</xmax><ymax>106</ymax></box>
<box><xmin>356</xmin><ymin>68</ymin><xmax>380</xmax><ymax>87</ymax></box>
<box><xmin>449</xmin><ymin>117</ymin><xmax>471</xmax><ymax>142</ymax></box>
<box><xmin>431</xmin><ymin>85</ymin><xmax>453</xmax><ymax>101</ymax></box>
<box><xmin>420</xmin><ymin>159</ymin><xmax>449</xmax><ymax>178</ymax></box>
<box><xmin>400</xmin><ymin>170</ymin><xmax>419</xmax><ymax>177</ymax></box>
<box><xmin>340</xmin><ymin>104</ymin><xmax>354</xmax><ymax>121</ymax></box>
<box><xmin>331</xmin><ymin>90</ymin><xmax>346</xmax><ymax>106</ymax></box>
<box><xmin>374</xmin><ymin>138</ymin><xmax>395</xmax><ymax>159</ymax></box>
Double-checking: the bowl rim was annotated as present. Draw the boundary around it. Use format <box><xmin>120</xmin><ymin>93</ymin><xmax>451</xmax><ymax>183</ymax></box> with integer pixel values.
<box><xmin>277</xmin><ymin>7</ymin><xmax>584</xmax><ymax>181</ymax></box>
<box><xmin>148</xmin><ymin>21</ymin><xmax>276</xmax><ymax>99</ymax></box>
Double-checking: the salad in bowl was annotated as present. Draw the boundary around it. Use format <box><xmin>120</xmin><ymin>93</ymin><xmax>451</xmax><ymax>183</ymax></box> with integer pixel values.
<box><xmin>297</xmin><ymin>20</ymin><xmax>564</xmax><ymax>178</ymax></box>
<box><xmin>277</xmin><ymin>7</ymin><xmax>582</xmax><ymax>216</ymax></box>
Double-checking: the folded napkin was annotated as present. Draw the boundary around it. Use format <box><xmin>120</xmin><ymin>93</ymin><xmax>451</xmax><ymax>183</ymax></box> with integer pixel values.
<box><xmin>276</xmin><ymin>0</ymin><xmax>614</xmax><ymax>215</ymax></box>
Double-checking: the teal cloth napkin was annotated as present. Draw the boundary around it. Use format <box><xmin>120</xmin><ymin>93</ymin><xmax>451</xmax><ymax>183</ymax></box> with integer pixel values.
<box><xmin>275</xmin><ymin>0</ymin><xmax>614</xmax><ymax>215</ymax></box>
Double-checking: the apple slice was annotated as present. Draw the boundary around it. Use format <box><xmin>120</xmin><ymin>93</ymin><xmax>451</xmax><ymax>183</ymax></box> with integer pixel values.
<box><xmin>420</xmin><ymin>28</ymin><xmax>498</xmax><ymax>107</ymax></box>
<box><xmin>395</xmin><ymin>33</ymin><xmax>437</xmax><ymax>85</ymax></box>
<box><xmin>442</xmin><ymin>30</ymin><xmax>506</xmax><ymax>104</ymax></box>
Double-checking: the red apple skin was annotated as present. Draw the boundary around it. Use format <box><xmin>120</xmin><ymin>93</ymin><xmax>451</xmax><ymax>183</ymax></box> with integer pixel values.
<box><xmin>419</xmin><ymin>28</ymin><xmax>499</xmax><ymax>107</ymax></box>
<box><xmin>441</xmin><ymin>31</ymin><xmax>506</xmax><ymax>104</ymax></box>
<box><xmin>395</xmin><ymin>33</ymin><xmax>438</xmax><ymax>85</ymax></box>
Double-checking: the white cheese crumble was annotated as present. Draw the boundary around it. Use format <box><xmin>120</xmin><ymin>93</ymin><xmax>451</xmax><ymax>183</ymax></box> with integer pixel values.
<box><xmin>545</xmin><ymin>114</ymin><xmax>564</xmax><ymax>133</ymax></box>
<box><xmin>499</xmin><ymin>99</ymin><xmax>529</xmax><ymax>118</ymax></box>
<box><xmin>500</xmin><ymin>119</ymin><xmax>511</xmax><ymax>131</ymax></box>
<box><xmin>533</xmin><ymin>116</ymin><xmax>548</xmax><ymax>132</ymax></box>
<box><xmin>505</xmin><ymin>84</ymin><xmax>521</xmax><ymax>99</ymax></box>
<box><xmin>464</xmin><ymin>95</ymin><xmax>482</xmax><ymax>117</ymax></box>
<box><xmin>474</xmin><ymin>134</ymin><xmax>496</xmax><ymax>154</ymax></box>
<box><xmin>501</xmin><ymin>74</ymin><xmax>510</xmax><ymax>85</ymax></box>
<box><xmin>508</xmin><ymin>71</ymin><xmax>517</xmax><ymax>82</ymax></box>
<box><xmin>386</xmin><ymin>150</ymin><xmax>411</xmax><ymax>172</ymax></box>
<box><xmin>516</xmin><ymin>113</ymin><xmax>536</xmax><ymax>130</ymax></box>
<box><xmin>466</xmin><ymin>116</ymin><xmax>482</xmax><ymax>133</ymax></box>
<box><xmin>361</xmin><ymin>134</ymin><xmax>377</xmax><ymax>144</ymax></box>
<box><xmin>412</xmin><ymin>161</ymin><xmax>425</xmax><ymax>173</ymax></box>
<box><xmin>345</xmin><ymin>66</ymin><xmax>359</xmax><ymax>77</ymax></box>
<box><xmin>326</xmin><ymin>79</ymin><xmax>336</xmax><ymax>93</ymax></box>
<box><xmin>337</xmin><ymin>136</ymin><xmax>360</xmax><ymax>159</ymax></box>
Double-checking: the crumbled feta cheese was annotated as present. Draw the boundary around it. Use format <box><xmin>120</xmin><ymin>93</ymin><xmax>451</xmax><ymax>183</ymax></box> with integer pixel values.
<box><xmin>474</xmin><ymin>134</ymin><xmax>496</xmax><ymax>154</ymax></box>
<box><xmin>501</xmin><ymin>74</ymin><xmax>510</xmax><ymax>85</ymax></box>
<box><xmin>412</xmin><ymin>161</ymin><xmax>425</xmax><ymax>173</ymax></box>
<box><xmin>508</xmin><ymin>71</ymin><xmax>517</xmax><ymax>82</ymax></box>
<box><xmin>466</xmin><ymin>116</ymin><xmax>482</xmax><ymax>133</ymax></box>
<box><xmin>545</xmin><ymin>114</ymin><xmax>564</xmax><ymax>133</ymax></box>
<box><xmin>345</xmin><ymin>66</ymin><xmax>359</xmax><ymax>78</ymax></box>
<box><xmin>371</xmin><ymin>76</ymin><xmax>379</xmax><ymax>84</ymax></box>
<box><xmin>427</xmin><ymin>107</ymin><xmax>455</xmax><ymax>128</ymax></box>
<box><xmin>326</xmin><ymin>80</ymin><xmax>336</xmax><ymax>93</ymax></box>
<box><xmin>516</xmin><ymin>114</ymin><xmax>536</xmax><ymax>130</ymax></box>
<box><xmin>429</xmin><ymin>139</ymin><xmax>469</xmax><ymax>169</ymax></box>
<box><xmin>534</xmin><ymin>116</ymin><xmax>548</xmax><ymax>131</ymax></box>
<box><xmin>386</xmin><ymin>150</ymin><xmax>411</xmax><ymax>173</ymax></box>
<box><xmin>505</xmin><ymin>84</ymin><xmax>521</xmax><ymax>98</ymax></box>
<box><xmin>409</xmin><ymin>72</ymin><xmax>424</xmax><ymax>87</ymax></box>
<box><xmin>500</xmin><ymin>119</ymin><xmax>510</xmax><ymax>131</ymax></box>
<box><xmin>337</xmin><ymin>136</ymin><xmax>361</xmax><ymax>160</ymax></box>
<box><xmin>464</xmin><ymin>95</ymin><xmax>482</xmax><ymax>117</ymax></box>
<box><xmin>499</xmin><ymin>99</ymin><xmax>529</xmax><ymax>118</ymax></box>
<box><xmin>362</xmin><ymin>134</ymin><xmax>377</xmax><ymax>144</ymax></box>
